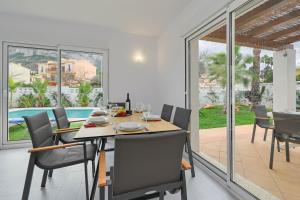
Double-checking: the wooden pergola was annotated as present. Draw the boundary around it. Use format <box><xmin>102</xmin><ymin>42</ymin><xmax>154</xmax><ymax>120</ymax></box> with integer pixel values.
<box><xmin>203</xmin><ymin>0</ymin><xmax>300</xmax><ymax>50</ymax></box>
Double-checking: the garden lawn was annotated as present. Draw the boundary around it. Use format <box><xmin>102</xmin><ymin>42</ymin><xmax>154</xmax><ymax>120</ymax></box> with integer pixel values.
<box><xmin>8</xmin><ymin>121</ymin><xmax>84</xmax><ymax>141</ymax></box>
<box><xmin>199</xmin><ymin>105</ymin><xmax>255</xmax><ymax>129</ymax></box>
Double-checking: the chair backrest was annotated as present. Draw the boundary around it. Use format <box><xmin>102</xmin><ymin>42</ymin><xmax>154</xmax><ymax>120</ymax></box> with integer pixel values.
<box><xmin>273</xmin><ymin>112</ymin><xmax>300</xmax><ymax>138</ymax></box>
<box><xmin>112</xmin><ymin>131</ymin><xmax>186</xmax><ymax>196</ymax></box>
<box><xmin>53</xmin><ymin>107</ymin><xmax>69</xmax><ymax>129</ymax></box>
<box><xmin>252</xmin><ymin>105</ymin><xmax>269</xmax><ymax>126</ymax></box>
<box><xmin>173</xmin><ymin>107</ymin><xmax>191</xmax><ymax>131</ymax></box>
<box><xmin>23</xmin><ymin>112</ymin><xmax>54</xmax><ymax>148</ymax></box>
<box><xmin>161</xmin><ymin>104</ymin><xmax>173</xmax><ymax>122</ymax></box>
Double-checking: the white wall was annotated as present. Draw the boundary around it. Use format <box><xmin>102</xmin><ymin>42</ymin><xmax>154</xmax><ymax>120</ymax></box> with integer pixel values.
<box><xmin>273</xmin><ymin>49</ymin><xmax>296</xmax><ymax>112</ymax></box>
<box><xmin>0</xmin><ymin>12</ymin><xmax>159</xmax><ymax>112</ymax></box>
<box><xmin>157</xmin><ymin>0</ymin><xmax>231</xmax><ymax>108</ymax></box>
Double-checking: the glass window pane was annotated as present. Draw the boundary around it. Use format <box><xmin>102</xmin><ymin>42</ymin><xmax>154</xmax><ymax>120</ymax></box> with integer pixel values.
<box><xmin>233</xmin><ymin>0</ymin><xmax>300</xmax><ymax>199</ymax></box>
<box><xmin>190</xmin><ymin>21</ymin><xmax>228</xmax><ymax>173</ymax></box>
<box><xmin>8</xmin><ymin>46</ymin><xmax>58</xmax><ymax>141</ymax></box>
<box><xmin>60</xmin><ymin>50</ymin><xmax>103</xmax><ymax>108</ymax></box>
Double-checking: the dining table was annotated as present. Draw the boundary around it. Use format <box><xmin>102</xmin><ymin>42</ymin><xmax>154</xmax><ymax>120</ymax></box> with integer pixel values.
<box><xmin>74</xmin><ymin>112</ymin><xmax>182</xmax><ymax>200</ymax></box>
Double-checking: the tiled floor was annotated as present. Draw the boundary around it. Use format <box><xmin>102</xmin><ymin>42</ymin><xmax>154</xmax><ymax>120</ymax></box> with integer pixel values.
<box><xmin>0</xmin><ymin>148</ymin><xmax>238</xmax><ymax>200</ymax></box>
<box><xmin>199</xmin><ymin>125</ymin><xmax>300</xmax><ymax>200</ymax></box>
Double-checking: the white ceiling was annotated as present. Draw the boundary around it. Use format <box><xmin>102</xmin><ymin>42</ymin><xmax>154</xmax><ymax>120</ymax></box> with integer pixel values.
<box><xmin>0</xmin><ymin>0</ymin><xmax>192</xmax><ymax>36</ymax></box>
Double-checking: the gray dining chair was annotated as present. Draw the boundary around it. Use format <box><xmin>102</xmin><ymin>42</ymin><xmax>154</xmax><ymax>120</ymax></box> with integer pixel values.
<box><xmin>22</xmin><ymin>112</ymin><xmax>97</xmax><ymax>200</ymax></box>
<box><xmin>98</xmin><ymin>131</ymin><xmax>189</xmax><ymax>200</ymax></box>
<box><xmin>51</xmin><ymin>107</ymin><xmax>95</xmax><ymax>177</ymax></box>
<box><xmin>251</xmin><ymin>105</ymin><xmax>274</xmax><ymax>143</ymax></box>
<box><xmin>173</xmin><ymin>107</ymin><xmax>195</xmax><ymax>177</ymax></box>
<box><xmin>269</xmin><ymin>112</ymin><xmax>300</xmax><ymax>169</ymax></box>
<box><xmin>52</xmin><ymin>107</ymin><xmax>85</xmax><ymax>143</ymax></box>
<box><xmin>161</xmin><ymin>104</ymin><xmax>174</xmax><ymax>122</ymax></box>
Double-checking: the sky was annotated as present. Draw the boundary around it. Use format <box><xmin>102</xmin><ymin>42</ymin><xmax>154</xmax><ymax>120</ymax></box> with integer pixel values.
<box><xmin>198</xmin><ymin>40</ymin><xmax>300</xmax><ymax>67</ymax></box>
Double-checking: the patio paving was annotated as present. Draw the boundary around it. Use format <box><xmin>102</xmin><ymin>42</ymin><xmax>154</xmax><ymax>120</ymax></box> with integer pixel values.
<box><xmin>199</xmin><ymin>125</ymin><xmax>300</xmax><ymax>200</ymax></box>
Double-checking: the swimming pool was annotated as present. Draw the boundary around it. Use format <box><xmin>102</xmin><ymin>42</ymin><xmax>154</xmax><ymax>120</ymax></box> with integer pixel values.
<box><xmin>9</xmin><ymin>108</ymin><xmax>94</xmax><ymax>120</ymax></box>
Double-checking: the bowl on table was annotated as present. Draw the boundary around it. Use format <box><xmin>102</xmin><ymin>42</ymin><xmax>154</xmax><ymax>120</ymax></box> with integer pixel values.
<box><xmin>88</xmin><ymin>116</ymin><xmax>109</xmax><ymax>125</ymax></box>
<box><xmin>117</xmin><ymin>122</ymin><xmax>145</xmax><ymax>132</ymax></box>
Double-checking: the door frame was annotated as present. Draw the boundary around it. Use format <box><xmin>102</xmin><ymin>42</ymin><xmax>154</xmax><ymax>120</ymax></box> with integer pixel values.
<box><xmin>185</xmin><ymin>0</ymin><xmax>267</xmax><ymax>199</ymax></box>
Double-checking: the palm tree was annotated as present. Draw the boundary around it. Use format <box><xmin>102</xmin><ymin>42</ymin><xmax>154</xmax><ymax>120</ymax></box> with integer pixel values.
<box><xmin>8</xmin><ymin>76</ymin><xmax>21</xmax><ymax>108</ymax></box>
<box><xmin>78</xmin><ymin>82</ymin><xmax>93</xmax><ymax>107</ymax></box>
<box><xmin>32</xmin><ymin>79</ymin><xmax>50</xmax><ymax>107</ymax></box>
<box><xmin>207</xmin><ymin>46</ymin><xmax>252</xmax><ymax>112</ymax></box>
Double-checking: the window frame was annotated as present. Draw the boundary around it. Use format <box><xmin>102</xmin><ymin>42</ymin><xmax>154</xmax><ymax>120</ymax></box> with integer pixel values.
<box><xmin>1</xmin><ymin>42</ymin><xmax>109</xmax><ymax>148</ymax></box>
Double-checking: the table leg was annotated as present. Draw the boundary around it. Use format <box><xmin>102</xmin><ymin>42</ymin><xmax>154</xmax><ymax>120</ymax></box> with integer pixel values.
<box><xmin>90</xmin><ymin>138</ymin><xmax>107</xmax><ymax>200</ymax></box>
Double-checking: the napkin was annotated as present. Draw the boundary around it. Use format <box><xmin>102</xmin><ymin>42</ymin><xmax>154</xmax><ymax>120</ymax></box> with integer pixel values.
<box><xmin>84</xmin><ymin>123</ymin><xmax>97</xmax><ymax>128</ymax></box>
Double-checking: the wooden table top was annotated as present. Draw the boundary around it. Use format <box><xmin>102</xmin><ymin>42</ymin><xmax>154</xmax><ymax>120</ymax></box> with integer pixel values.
<box><xmin>74</xmin><ymin>113</ymin><xmax>181</xmax><ymax>139</ymax></box>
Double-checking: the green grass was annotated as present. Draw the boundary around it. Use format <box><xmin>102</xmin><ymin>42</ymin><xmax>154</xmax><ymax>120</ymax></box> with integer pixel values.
<box><xmin>8</xmin><ymin>106</ymin><xmax>254</xmax><ymax>140</ymax></box>
<box><xmin>199</xmin><ymin>105</ymin><xmax>254</xmax><ymax>129</ymax></box>
<box><xmin>8</xmin><ymin>122</ymin><xmax>84</xmax><ymax>141</ymax></box>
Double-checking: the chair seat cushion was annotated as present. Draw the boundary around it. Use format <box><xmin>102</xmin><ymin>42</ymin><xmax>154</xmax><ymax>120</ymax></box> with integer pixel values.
<box><xmin>60</xmin><ymin>131</ymin><xmax>77</xmax><ymax>143</ymax></box>
<box><xmin>36</xmin><ymin>143</ymin><xmax>97</xmax><ymax>169</ymax></box>
<box><xmin>257</xmin><ymin>121</ymin><xmax>272</xmax><ymax>129</ymax></box>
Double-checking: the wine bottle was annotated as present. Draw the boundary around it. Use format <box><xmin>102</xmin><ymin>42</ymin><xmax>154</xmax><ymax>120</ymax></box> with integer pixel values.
<box><xmin>125</xmin><ymin>93</ymin><xmax>131</xmax><ymax>114</ymax></box>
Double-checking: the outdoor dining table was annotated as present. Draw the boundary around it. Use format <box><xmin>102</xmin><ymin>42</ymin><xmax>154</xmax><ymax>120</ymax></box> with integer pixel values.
<box><xmin>74</xmin><ymin>112</ymin><xmax>182</xmax><ymax>200</ymax></box>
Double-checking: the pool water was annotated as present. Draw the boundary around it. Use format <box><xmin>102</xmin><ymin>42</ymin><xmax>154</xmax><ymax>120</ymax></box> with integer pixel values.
<box><xmin>9</xmin><ymin>108</ymin><xmax>94</xmax><ymax>120</ymax></box>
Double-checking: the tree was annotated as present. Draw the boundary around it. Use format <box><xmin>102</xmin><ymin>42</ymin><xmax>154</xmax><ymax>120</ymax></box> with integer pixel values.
<box><xmin>50</xmin><ymin>92</ymin><xmax>73</xmax><ymax>107</ymax></box>
<box><xmin>17</xmin><ymin>94</ymin><xmax>36</xmax><ymax>108</ymax></box>
<box><xmin>208</xmin><ymin>46</ymin><xmax>252</xmax><ymax>112</ymax></box>
<box><xmin>260</xmin><ymin>54</ymin><xmax>273</xmax><ymax>83</ymax></box>
<box><xmin>245</xmin><ymin>49</ymin><xmax>267</xmax><ymax>105</ymax></box>
<box><xmin>8</xmin><ymin>76</ymin><xmax>21</xmax><ymax>108</ymax></box>
<box><xmin>32</xmin><ymin>79</ymin><xmax>50</xmax><ymax>107</ymax></box>
<box><xmin>78</xmin><ymin>82</ymin><xmax>93</xmax><ymax>107</ymax></box>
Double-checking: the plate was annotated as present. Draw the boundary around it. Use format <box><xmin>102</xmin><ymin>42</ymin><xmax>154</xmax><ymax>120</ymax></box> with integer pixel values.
<box><xmin>118</xmin><ymin>122</ymin><xmax>145</xmax><ymax>132</ymax></box>
<box><xmin>88</xmin><ymin>116</ymin><xmax>109</xmax><ymax>124</ymax></box>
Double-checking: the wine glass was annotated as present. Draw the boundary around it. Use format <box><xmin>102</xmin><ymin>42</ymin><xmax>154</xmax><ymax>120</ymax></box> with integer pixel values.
<box><xmin>143</xmin><ymin>104</ymin><xmax>151</xmax><ymax>127</ymax></box>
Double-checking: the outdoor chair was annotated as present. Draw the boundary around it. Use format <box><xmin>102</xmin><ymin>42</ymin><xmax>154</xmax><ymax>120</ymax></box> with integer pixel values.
<box><xmin>98</xmin><ymin>131</ymin><xmax>189</xmax><ymax>200</ymax></box>
<box><xmin>51</xmin><ymin>107</ymin><xmax>96</xmax><ymax>177</ymax></box>
<box><xmin>22</xmin><ymin>112</ymin><xmax>97</xmax><ymax>200</ymax></box>
<box><xmin>269</xmin><ymin>112</ymin><xmax>300</xmax><ymax>169</ymax></box>
<box><xmin>173</xmin><ymin>107</ymin><xmax>195</xmax><ymax>177</ymax></box>
<box><xmin>251</xmin><ymin>105</ymin><xmax>274</xmax><ymax>143</ymax></box>
<box><xmin>161</xmin><ymin>104</ymin><xmax>174</xmax><ymax>122</ymax></box>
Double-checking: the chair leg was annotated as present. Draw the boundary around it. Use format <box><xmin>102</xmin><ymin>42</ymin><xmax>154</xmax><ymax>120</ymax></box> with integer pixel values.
<box><xmin>159</xmin><ymin>191</ymin><xmax>164</xmax><ymax>200</ymax></box>
<box><xmin>263</xmin><ymin>128</ymin><xmax>268</xmax><ymax>141</ymax></box>
<box><xmin>99</xmin><ymin>187</ymin><xmax>105</xmax><ymax>200</ymax></box>
<box><xmin>92</xmin><ymin>160</ymin><xmax>96</xmax><ymax>177</ymax></box>
<box><xmin>181</xmin><ymin>171</ymin><xmax>187</xmax><ymax>200</ymax></box>
<box><xmin>48</xmin><ymin>170</ymin><xmax>53</xmax><ymax>178</ymax></box>
<box><xmin>22</xmin><ymin>154</ymin><xmax>35</xmax><ymax>200</ymax></box>
<box><xmin>83</xmin><ymin>144</ymin><xmax>89</xmax><ymax>200</ymax></box>
<box><xmin>269</xmin><ymin>133</ymin><xmax>276</xmax><ymax>169</ymax></box>
<box><xmin>285</xmin><ymin>141</ymin><xmax>290</xmax><ymax>162</ymax></box>
<box><xmin>277</xmin><ymin>139</ymin><xmax>280</xmax><ymax>152</ymax></box>
<box><xmin>49</xmin><ymin>136</ymin><xmax>60</xmax><ymax>178</ymax></box>
<box><xmin>41</xmin><ymin>170</ymin><xmax>48</xmax><ymax>187</ymax></box>
<box><xmin>186</xmin><ymin>135</ymin><xmax>195</xmax><ymax>177</ymax></box>
<box><xmin>251</xmin><ymin>124</ymin><xmax>256</xmax><ymax>143</ymax></box>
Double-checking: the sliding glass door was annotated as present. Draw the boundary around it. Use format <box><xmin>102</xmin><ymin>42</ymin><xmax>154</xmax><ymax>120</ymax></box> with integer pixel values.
<box><xmin>1</xmin><ymin>43</ymin><xmax>108</xmax><ymax>146</ymax></box>
<box><xmin>187</xmin><ymin>0</ymin><xmax>300</xmax><ymax>199</ymax></box>
<box><xmin>3</xmin><ymin>44</ymin><xmax>58</xmax><ymax>143</ymax></box>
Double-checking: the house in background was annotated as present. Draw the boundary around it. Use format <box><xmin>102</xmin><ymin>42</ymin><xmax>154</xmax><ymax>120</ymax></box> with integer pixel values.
<box><xmin>8</xmin><ymin>63</ymin><xmax>31</xmax><ymax>83</ymax></box>
<box><xmin>37</xmin><ymin>59</ymin><xmax>97</xmax><ymax>86</ymax></box>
